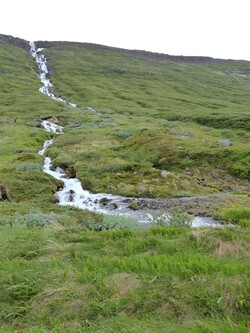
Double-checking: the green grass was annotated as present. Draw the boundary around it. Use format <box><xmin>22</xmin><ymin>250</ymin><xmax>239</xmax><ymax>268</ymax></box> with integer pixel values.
<box><xmin>215</xmin><ymin>207</ymin><xmax>250</xmax><ymax>227</ymax></box>
<box><xmin>0</xmin><ymin>218</ymin><xmax>249</xmax><ymax>332</ymax></box>
<box><xmin>0</xmin><ymin>36</ymin><xmax>249</xmax><ymax>332</ymax></box>
<box><xmin>35</xmin><ymin>41</ymin><xmax>250</xmax><ymax>198</ymax></box>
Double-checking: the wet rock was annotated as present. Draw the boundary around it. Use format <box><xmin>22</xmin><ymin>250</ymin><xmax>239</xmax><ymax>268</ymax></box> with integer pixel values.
<box><xmin>111</xmin><ymin>203</ymin><xmax>118</xmax><ymax>209</ymax></box>
<box><xmin>69</xmin><ymin>190</ymin><xmax>75</xmax><ymax>202</ymax></box>
<box><xmin>100</xmin><ymin>197</ymin><xmax>111</xmax><ymax>205</ymax></box>
<box><xmin>128</xmin><ymin>201</ymin><xmax>139</xmax><ymax>210</ymax></box>
<box><xmin>56</xmin><ymin>180</ymin><xmax>64</xmax><ymax>191</ymax></box>
<box><xmin>67</xmin><ymin>166</ymin><xmax>76</xmax><ymax>178</ymax></box>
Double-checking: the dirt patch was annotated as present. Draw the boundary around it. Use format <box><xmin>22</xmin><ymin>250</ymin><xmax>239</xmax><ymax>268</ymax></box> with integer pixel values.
<box><xmin>215</xmin><ymin>240</ymin><xmax>250</xmax><ymax>258</ymax></box>
<box><xmin>106</xmin><ymin>272</ymin><xmax>141</xmax><ymax>299</ymax></box>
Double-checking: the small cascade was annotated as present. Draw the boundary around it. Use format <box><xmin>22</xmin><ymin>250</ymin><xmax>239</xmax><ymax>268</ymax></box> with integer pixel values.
<box><xmin>38</xmin><ymin>122</ymin><xmax>141</xmax><ymax>217</ymax></box>
<box><xmin>31</xmin><ymin>41</ymin><xmax>220</xmax><ymax>227</ymax></box>
<box><xmin>29</xmin><ymin>41</ymin><xmax>76</xmax><ymax>107</ymax></box>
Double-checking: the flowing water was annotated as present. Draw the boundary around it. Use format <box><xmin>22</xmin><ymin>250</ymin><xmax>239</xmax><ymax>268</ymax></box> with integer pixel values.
<box><xmin>30</xmin><ymin>41</ymin><xmax>220</xmax><ymax>227</ymax></box>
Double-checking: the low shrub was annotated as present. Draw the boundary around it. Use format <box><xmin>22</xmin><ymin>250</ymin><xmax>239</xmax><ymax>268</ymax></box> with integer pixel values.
<box><xmin>13</xmin><ymin>209</ymin><xmax>59</xmax><ymax>228</ymax></box>
<box><xmin>116</xmin><ymin>129</ymin><xmax>134</xmax><ymax>139</ymax></box>
<box><xmin>230</xmin><ymin>163</ymin><xmax>250</xmax><ymax>180</ymax></box>
<box><xmin>15</xmin><ymin>162</ymin><xmax>42</xmax><ymax>171</ymax></box>
<box><xmin>84</xmin><ymin>213</ymin><xmax>141</xmax><ymax>231</ymax></box>
<box><xmin>146</xmin><ymin>208</ymin><xmax>192</xmax><ymax>228</ymax></box>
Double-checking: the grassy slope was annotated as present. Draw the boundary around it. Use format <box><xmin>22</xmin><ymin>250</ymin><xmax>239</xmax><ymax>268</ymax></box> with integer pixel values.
<box><xmin>40</xmin><ymin>42</ymin><xmax>250</xmax><ymax>200</ymax></box>
<box><xmin>0</xmin><ymin>37</ymin><xmax>249</xmax><ymax>332</ymax></box>
<box><xmin>0</xmin><ymin>42</ymin><xmax>65</xmax><ymax>209</ymax></box>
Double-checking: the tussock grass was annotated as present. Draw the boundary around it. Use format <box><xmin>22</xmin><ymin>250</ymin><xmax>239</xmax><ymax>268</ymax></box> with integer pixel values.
<box><xmin>0</xmin><ymin>221</ymin><xmax>249</xmax><ymax>331</ymax></box>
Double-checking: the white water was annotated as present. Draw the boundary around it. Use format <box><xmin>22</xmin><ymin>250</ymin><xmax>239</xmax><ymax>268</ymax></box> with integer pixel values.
<box><xmin>31</xmin><ymin>41</ymin><xmax>220</xmax><ymax>227</ymax></box>
<box><xmin>29</xmin><ymin>41</ymin><xmax>76</xmax><ymax>107</ymax></box>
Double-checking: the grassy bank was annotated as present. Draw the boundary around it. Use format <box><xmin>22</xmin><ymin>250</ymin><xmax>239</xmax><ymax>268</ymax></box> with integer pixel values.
<box><xmin>0</xmin><ymin>212</ymin><xmax>249</xmax><ymax>332</ymax></box>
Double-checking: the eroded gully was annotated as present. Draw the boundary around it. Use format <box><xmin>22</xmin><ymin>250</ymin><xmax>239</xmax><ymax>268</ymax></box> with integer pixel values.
<box><xmin>30</xmin><ymin>41</ymin><xmax>219</xmax><ymax>227</ymax></box>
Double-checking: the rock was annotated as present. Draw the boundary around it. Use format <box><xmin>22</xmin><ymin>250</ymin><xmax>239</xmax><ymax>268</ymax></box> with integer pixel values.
<box><xmin>183</xmin><ymin>172</ymin><xmax>192</xmax><ymax>176</ymax></box>
<box><xmin>149</xmin><ymin>187</ymin><xmax>155</xmax><ymax>194</ymax></box>
<box><xmin>196</xmin><ymin>178</ymin><xmax>206</xmax><ymax>186</ymax></box>
<box><xmin>160</xmin><ymin>170</ymin><xmax>168</xmax><ymax>178</ymax></box>
<box><xmin>69</xmin><ymin>190</ymin><xmax>75</xmax><ymax>202</ymax></box>
<box><xmin>128</xmin><ymin>201</ymin><xmax>139</xmax><ymax>210</ymax></box>
<box><xmin>67</xmin><ymin>166</ymin><xmax>76</xmax><ymax>178</ymax></box>
<box><xmin>100</xmin><ymin>197</ymin><xmax>111</xmax><ymax>205</ymax></box>
<box><xmin>70</xmin><ymin>121</ymin><xmax>83</xmax><ymax>128</ymax></box>
<box><xmin>218</xmin><ymin>139</ymin><xmax>231</xmax><ymax>146</ymax></box>
<box><xmin>0</xmin><ymin>185</ymin><xmax>12</xmax><ymax>202</ymax></box>
<box><xmin>185</xmin><ymin>131</ymin><xmax>194</xmax><ymax>137</ymax></box>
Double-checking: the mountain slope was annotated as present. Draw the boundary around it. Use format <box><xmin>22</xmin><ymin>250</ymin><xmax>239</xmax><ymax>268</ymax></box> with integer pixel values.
<box><xmin>0</xmin><ymin>34</ymin><xmax>249</xmax><ymax>333</ymax></box>
<box><xmin>1</xmin><ymin>35</ymin><xmax>249</xmax><ymax>204</ymax></box>
<box><xmin>35</xmin><ymin>40</ymin><xmax>250</xmax><ymax>199</ymax></box>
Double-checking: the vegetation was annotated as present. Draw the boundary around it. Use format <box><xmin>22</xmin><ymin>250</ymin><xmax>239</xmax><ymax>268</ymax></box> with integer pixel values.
<box><xmin>0</xmin><ymin>213</ymin><xmax>249</xmax><ymax>332</ymax></box>
<box><xmin>0</xmin><ymin>35</ymin><xmax>249</xmax><ymax>331</ymax></box>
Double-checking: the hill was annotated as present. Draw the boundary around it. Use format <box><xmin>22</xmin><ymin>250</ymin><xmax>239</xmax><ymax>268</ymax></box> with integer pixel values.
<box><xmin>0</xmin><ymin>34</ymin><xmax>249</xmax><ymax>332</ymax></box>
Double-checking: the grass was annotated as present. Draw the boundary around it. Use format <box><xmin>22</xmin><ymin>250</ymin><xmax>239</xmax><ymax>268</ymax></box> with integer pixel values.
<box><xmin>32</xmin><ymin>41</ymin><xmax>250</xmax><ymax>199</ymax></box>
<box><xmin>0</xmin><ymin>36</ymin><xmax>249</xmax><ymax>331</ymax></box>
<box><xmin>0</xmin><ymin>217</ymin><xmax>249</xmax><ymax>332</ymax></box>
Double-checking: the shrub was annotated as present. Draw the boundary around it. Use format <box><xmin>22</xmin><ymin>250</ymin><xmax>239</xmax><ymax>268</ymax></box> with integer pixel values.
<box><xmin>26</xmin><ymin>120</ymin><xmax>41</xmax><ymax>128</ymax></box>
<box><xmin>13</xmin><ymin>209</ymin><xmax>59</xmax><ymax>228</ymax></box>
<box><xmin>230</xmin><ymin>163</ymin><xmax>250</xmax><ymax>180</ymax></box>
<box><xmin>15</xmin><ymin>162</ymin><xmax>42</xmax><ymax>171</ymax></box>
<box><xmin>116</xmin><ymin>129</ymin><xmax>134</xmax><ymax>139</ymax></box>
<box><xmin>146</xmin><ymin>208</ymin><xmax>192</xmax><ymax>228</ymax></box>
<box><xmin>84</xmin><ymin>214</ymin><xmax>141</xmax><ymax>231</ymax></box>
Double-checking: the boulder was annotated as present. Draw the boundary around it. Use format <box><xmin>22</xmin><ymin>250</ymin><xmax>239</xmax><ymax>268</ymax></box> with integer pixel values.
<box><xmin>218</xmin><ymin>139</ymin><xmax>231</xmax><ymax>146</ymax></box>
<box><xmin>160</xmin><ymin>170</ymin><xmax>168</xmax><ymax>178</ymax></box>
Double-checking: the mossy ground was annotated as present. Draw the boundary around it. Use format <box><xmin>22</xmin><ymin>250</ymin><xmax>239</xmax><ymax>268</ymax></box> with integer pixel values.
<box><xmin>0</xmin><ymin>37</ymin><xmax>249</xmax><ymax>331</ymax></box>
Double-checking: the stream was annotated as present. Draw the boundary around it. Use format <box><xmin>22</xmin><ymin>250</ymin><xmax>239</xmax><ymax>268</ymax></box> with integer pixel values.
<box><xmin>30</xmin><ymin>41</ymin><xmax>220</xmax><ymax>227</ymax></box>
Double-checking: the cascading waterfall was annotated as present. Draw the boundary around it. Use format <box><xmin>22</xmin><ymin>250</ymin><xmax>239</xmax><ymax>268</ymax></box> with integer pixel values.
<box><xmin>29</xmin><ymin>41</ymin><xmax>76</xmax><ymax>107</ymax></box>
<box><xmin>30</xmin><ymin>41</ymin><xmax>219</xmax><ymax>227</ymax></box>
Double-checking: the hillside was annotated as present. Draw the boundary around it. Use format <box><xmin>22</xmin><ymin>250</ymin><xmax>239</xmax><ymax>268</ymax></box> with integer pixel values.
<box><xmin>0</xmin><ymin>34</ymin><xmax>249</xmax><ymax>332</ymax></box>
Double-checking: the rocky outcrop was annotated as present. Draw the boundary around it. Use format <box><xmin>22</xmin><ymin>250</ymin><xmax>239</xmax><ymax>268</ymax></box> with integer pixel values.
<box><xmin>0</xmin><ymin>34</ymin><xmax>30</xmax><ymax>51</ymax></box>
